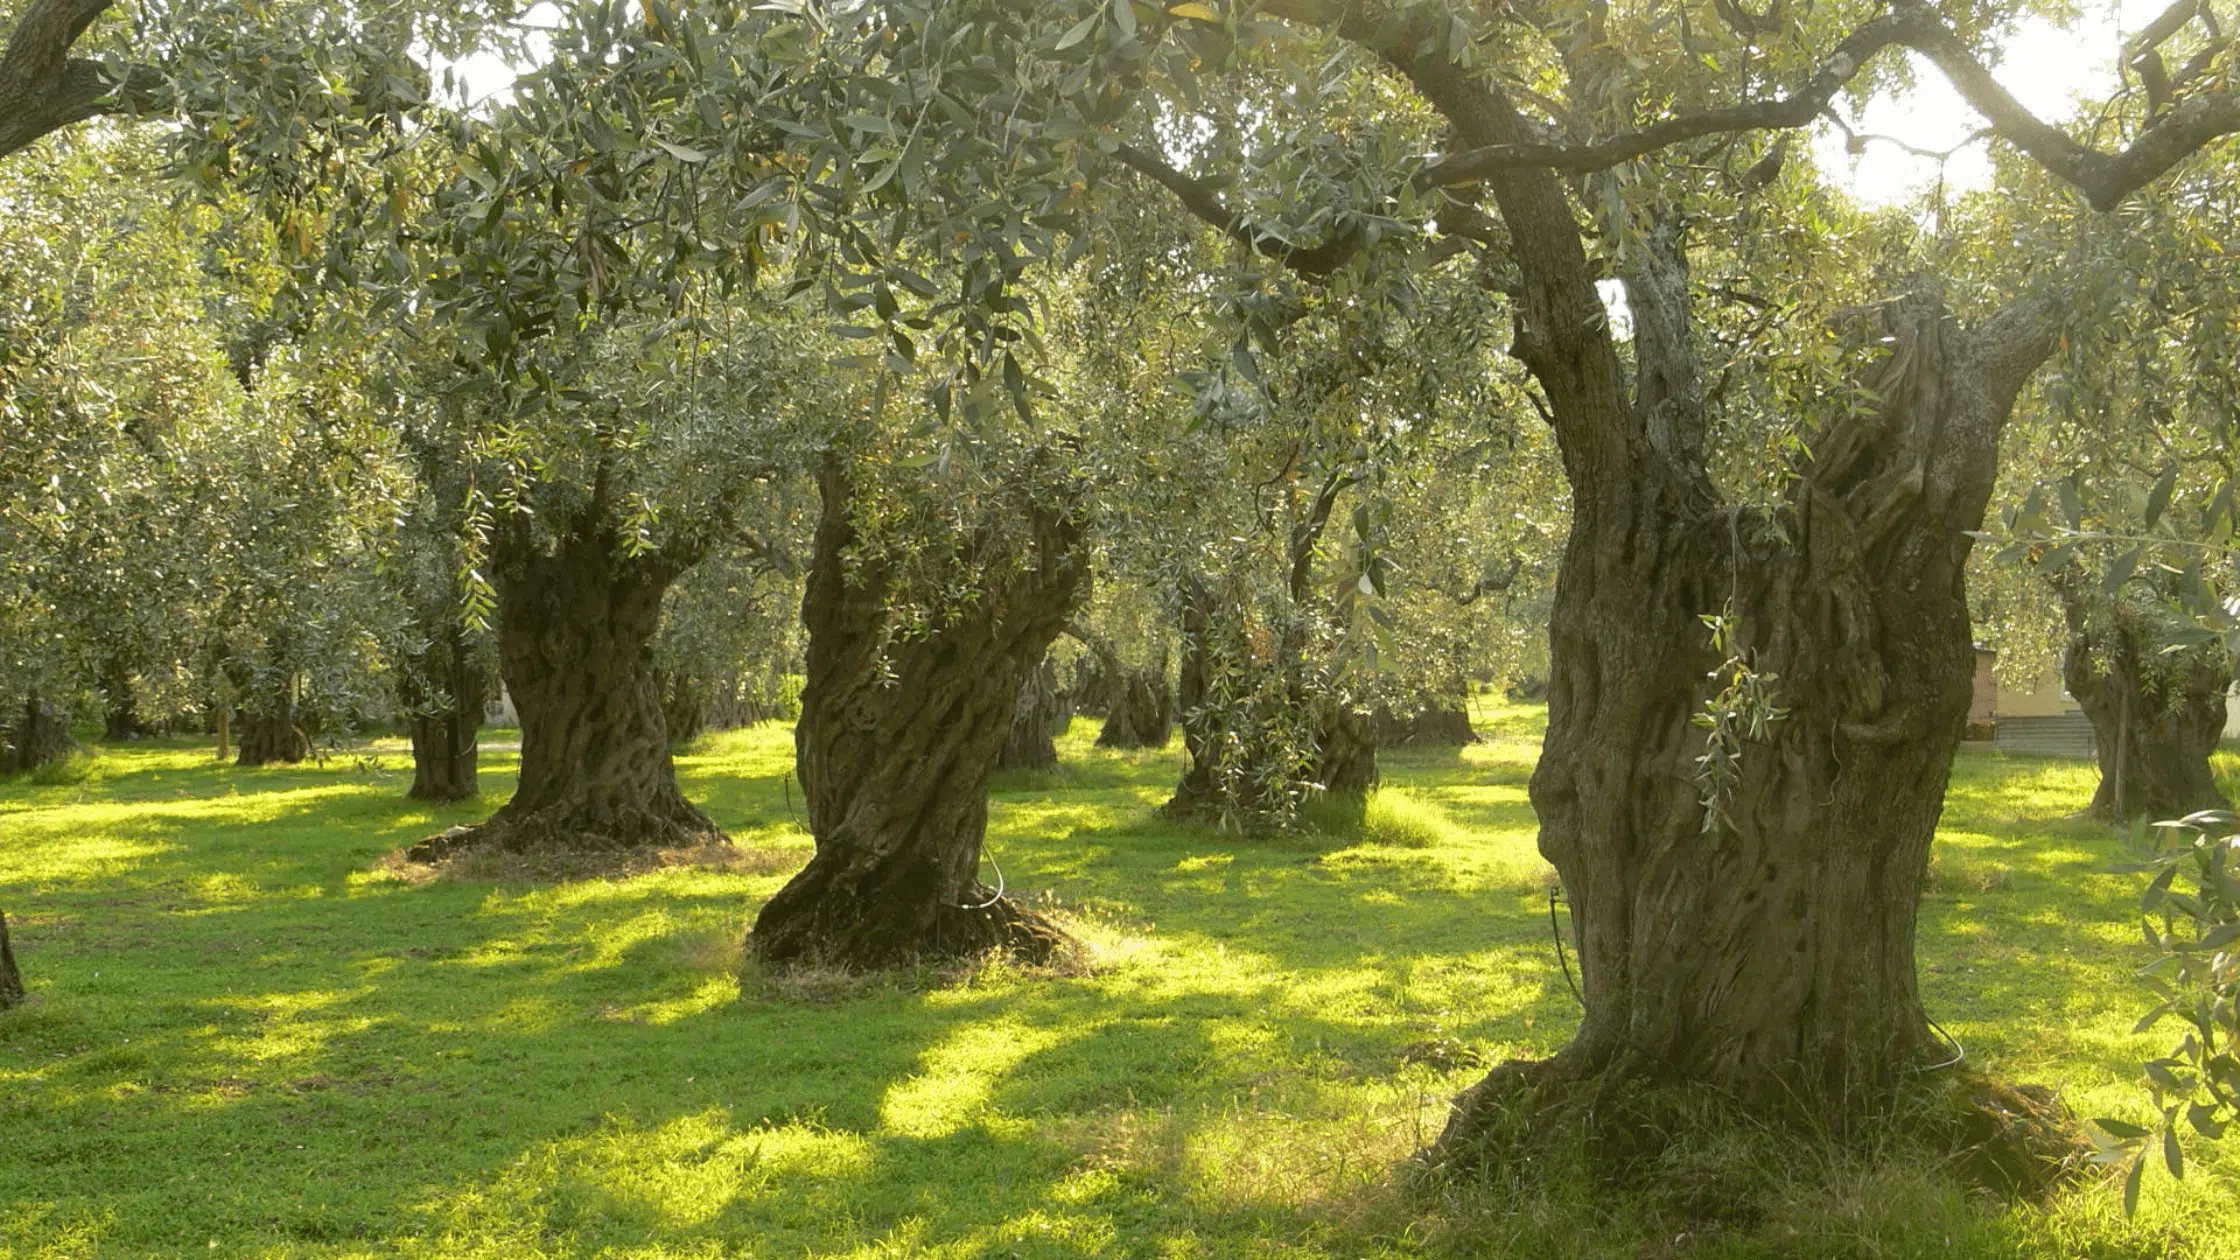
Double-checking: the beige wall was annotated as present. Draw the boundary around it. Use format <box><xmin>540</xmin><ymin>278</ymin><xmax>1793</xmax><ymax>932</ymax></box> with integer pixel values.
<box><xmin>1996</xmin><ymin>670</ymin><xmax>2081</xmax><ymax>718</ymax></box>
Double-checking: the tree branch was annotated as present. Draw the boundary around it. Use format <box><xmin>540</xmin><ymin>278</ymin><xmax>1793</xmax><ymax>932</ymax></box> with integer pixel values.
<box><xmin>0</xmin><ymin>0</ymin><xmax>163</xmax><ymax>160</ymax></box>
<box><xmin>1397</xmin><ymin>0</ymin><xmax>2236</xmax><ymax>211</ymax></box>
<box><xmin>1109</xmin><ymin>142</ymin><xmax>1362</xmax><ymax>276</ymax></box>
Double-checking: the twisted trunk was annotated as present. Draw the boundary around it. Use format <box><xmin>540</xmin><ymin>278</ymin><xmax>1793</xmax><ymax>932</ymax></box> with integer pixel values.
<box><xmin>1441</xmin><ymin>274</ymin><xmax>2060</xmax><ymax>1142</ymax></box>
<box><xmin>750</xmin><ymin>462</ymin><xmax>1087</xmax><ymax>969</ymax></box>
<box><xmin>408</xmin><ymin>515</ymin><xmax>720</xmax><ymax>860</ymax></box>
<box><xmin>1376</xmin><ymin>697</ymin><xmax>1477</xmax><ymax>746</ymax></box>
<box><xmin>2055</xmin><ymin>589</ymin><xmax>2231</xmax><ymax>822</ymax></box>
<box><xmin>401</xmin><ymin>619</ymin><xmax>484</xmax><ymax>803</ymax></box>
<box><xmin>2</xmin><ymin>690</ymin><xmax>72</xmax><ymax>773</ymax></box>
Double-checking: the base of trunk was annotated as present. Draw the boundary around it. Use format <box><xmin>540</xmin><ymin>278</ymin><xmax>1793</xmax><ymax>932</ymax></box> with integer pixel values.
<box><xmin>753</xmin><ymin>864</ymin><xmax>1070</xmax><ymax>971</ymax></box>
<box><xmin>1376</xmin><ymin>701</ymin><xmax>1477</xmax><ymax>746</ymax></box>
<box><xmin>235</xmin><ymin>711</ymin><xmax>309</xmax><ymax>766</ymax></box>
<box><xmin>1427</xmin><ymin>1056</ymin><xmax>2084</xmax><ymax>1209</ymax></box>
<box><xmin>406</xmin><ymin>790</ymin><xmax>723</xmax><ymax>864</ymax></box>
<box><xmin>0</xmin><ymin>909</ymin><xmax>24</xmax><ymax>1009</ymax></box>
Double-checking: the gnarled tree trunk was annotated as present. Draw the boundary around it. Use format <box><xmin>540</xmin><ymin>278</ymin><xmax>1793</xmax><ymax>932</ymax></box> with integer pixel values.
<box><xmin>4</xmin><ymin>690</ymin><xmax>74</xmax><ymax>774</ymax></box>
<box><xmin>407</xmin><ymin>514</ymin><xmax>721</xmax><ymax>860</ymax></box>
<box><xmin>750</xmin><ymin>461</ymin><xmax>1087</xmax><ymax>969</ymax></box>
<box><xmin>1437</xmin><ymin>236</ymin><xmax>2061</xmax><ymax>1146</ymax></box>
<box><xmin>400</xmin><ymin>619</ymin><xmax>485</xmax><ymax>803</ymax></box>
<box><xmin>996</xmin><ymin>658</ymin><xmax>1065</xmax><ymax>773</ymax></box>
<box><xmin>2055</xmin><ymin>586</ymin><xmax>2231</xmax><ymax>822</ymax></box>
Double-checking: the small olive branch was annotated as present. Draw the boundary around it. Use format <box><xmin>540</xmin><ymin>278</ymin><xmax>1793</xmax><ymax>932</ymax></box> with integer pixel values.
<box><xmin>2094</xmin><ymin>811</ymin><xmax>2240</xmax><ymax>1216</ymax></box>
<box><xmin>1690</xmin><ymin>608</ymin><xmax>1790</xmax><ymax>836</ymax></box>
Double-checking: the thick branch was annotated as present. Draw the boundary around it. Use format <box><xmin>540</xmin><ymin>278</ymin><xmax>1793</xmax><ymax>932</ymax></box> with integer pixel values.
<box><xmin>0</xmin><ymin>0</ymin><xmax>163</xmax><ymax>160</ymax></box>
<box><xmin>1391</xmin><ymin>0</ymin><xmax>2235</xmax><ymax>211</ymax></box>
<box><xmin>1419</xmin><ymin>8</ymin><xmax>1937</xmax><ymax>185</ymax></box>
<box><xmin>1110</xmin><ymin>142</ymin><xmax>1360</xmax><ymax>276</ymax></box>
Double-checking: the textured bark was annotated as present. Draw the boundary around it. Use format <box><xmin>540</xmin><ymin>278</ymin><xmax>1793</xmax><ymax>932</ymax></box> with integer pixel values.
<box><xmin>407</xmin><ymin>515</ymin><xmax>721</xmax><ymax>860</ymax></box>
<box><xmin>401</xmin><ymin>621</ymin><xmax>485</xmax><ymax>803</ymax></box>
<box><xmin>0</xmin><ymin>909</ymin><xmax>23</xmax><ymax>1009</ymax></box>
<box><xmin>0</xmin><ymin>0</ymin><xmax>163</xmax><ymax>161</ymax></box>
<box><xmin>1164</xmin><ymin>576</ymin><xmax>1375</xmax><ymax>823</ymax></box>
<box><xmin>1439</xmin><ymin>279</ymin><xmax>2061</xmax><ymax>1142</ymax></box>
<box><xmin>1097</xmin><ymin>657</ymin><xmax>1172</xmax><ymax>749</ymax></box>
<box><xmin>3</xmin><ymin>690</ymin><xmax>73</xmax><ymax>773</ymax></box>
<box><xmin>750</xmin><ymin>461</ymin><xmax>1087</xmax><ymax>969</ymax></box>
<box><xmin>996</xmin><ymin>658</ymin><xmax>1065</xmax><ymax>773</ymax></box>
<box><xmin>2055</xmin><ymin>589</ymin><xmax>2231</xmax><ymax>822</ymax></box>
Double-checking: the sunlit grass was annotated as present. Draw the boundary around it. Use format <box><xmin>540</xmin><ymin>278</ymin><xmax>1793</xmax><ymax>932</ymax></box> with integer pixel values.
<box><xmin>0</xmin><ymin>703</ymin><xmax>2234</xmax><ymax>1257</ymax></box>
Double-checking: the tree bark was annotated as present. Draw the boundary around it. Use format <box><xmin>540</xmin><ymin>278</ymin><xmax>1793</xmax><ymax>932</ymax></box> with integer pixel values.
<box><xmin>749</xmin><ymin>460</ymin><xmax>1087</xmax><ymax>969</ymax></box>
<box><xmin>2055</xmin><ymin>587</ymin><xmax>2231</xmax><ymax>822</ymax></box>
<box><xmin>407</xmin><ymin>514</ymin><xmax>722</xmax><ymax>860</ymax></box>
<box><xmin>657</xmin><ymin>669</ymin><xmax>708</xmax><ymax>747</ymax></box>
<box><xmin>400</xmin><ymin>619</ymin><xmax>484</xmax><ymax>802</ymax></box>
<box><xmin>0</xmin><ymin>909</ymin><xmax>23</xmax><ymax>1009</ymax></box>
<box><xmin>1438</xmin><ymin>278</ymin><xmax>2061</xmax><ymax>1143</ymax></box>
<box><xmin>996</xmin><ymin>657</ymin><xmax>1065</xmax><ymax>773</ymax></box>
<box><xmin>3</xmin><ymin>690</ymin><xmax>74</xmax><ymax>774</ymax></box>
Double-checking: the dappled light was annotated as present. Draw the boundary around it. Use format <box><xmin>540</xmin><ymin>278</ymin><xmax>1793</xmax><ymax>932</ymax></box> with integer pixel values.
<box><xmin>3</xmin><ymin>708</ymin><xmax>2235</xmax><ymax>1256</ymax></box>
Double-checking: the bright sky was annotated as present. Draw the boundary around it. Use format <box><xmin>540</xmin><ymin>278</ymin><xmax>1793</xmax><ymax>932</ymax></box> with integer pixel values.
<box><xmin>1812</xmin><ymin>0</ymin><xmax>2174</xmax><ymax>204</ymax></box>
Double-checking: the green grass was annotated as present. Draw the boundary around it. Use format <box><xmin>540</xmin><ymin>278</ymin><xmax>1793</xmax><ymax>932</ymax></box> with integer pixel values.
<box><xmin>0</xmin><ymin>705</ymin><xmax>2234</xmax><ymax>1258</ymax></box>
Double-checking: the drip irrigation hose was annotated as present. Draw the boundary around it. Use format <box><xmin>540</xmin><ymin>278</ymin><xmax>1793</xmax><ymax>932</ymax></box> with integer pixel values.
<box><xmin>956</xmin><ymin>846</ymin><xmax>1008</xmax><ymax>911</ymax></box>
<box><xmin>1549</xmin><ymin>886</ymin><xmax>1583</xmax><ymax>1006</ymax></box>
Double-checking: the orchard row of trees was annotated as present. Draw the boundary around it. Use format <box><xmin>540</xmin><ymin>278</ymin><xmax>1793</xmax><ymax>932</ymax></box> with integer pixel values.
<box><xmin>6</xmin><ymin>0</ymin><xmax>2240</xmax><ymax>1180</ymax></box>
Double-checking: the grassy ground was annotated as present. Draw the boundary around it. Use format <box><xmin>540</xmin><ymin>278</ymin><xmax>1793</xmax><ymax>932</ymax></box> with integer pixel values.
<box><xmin>0</xmin><ymin>703</ymin><xmax>2234</xmax><ymax>1259</ymax></box>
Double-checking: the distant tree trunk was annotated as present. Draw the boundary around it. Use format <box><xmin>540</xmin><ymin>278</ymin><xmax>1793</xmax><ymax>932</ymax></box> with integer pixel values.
<box><xmin>0</xmin><ymin>909</ymin><xmax>23</xmax><ymax>1010</ymax></box>
<box><xmin>4</xmin><ymin>690</ymin><xmax>74</xmax><ymax>774</ymax></box>
<box><xmin>1164</xmin><ymin>574</ymin><xmax>1374</xmax><ymax>825</ymax></box>
<box><xmin>1097</xmin><ymin>656</ymin><xmax>1172</xmax><ymax>749</ymax></box>
<box><xmin>1375</xmin><ymin>694</ymin><xmax>1477</xmax><ymax>745</ymax></box>
<box><xmin>235</xmin><ymin>670</ymin><xmax>309</xmax><ymax>767</ymax></box>
<box><xmin>407</xmin><ymin>513</ymin><xmax>722</xmax><ymax>860</ymax></box>
<box><xmin>658</xmin><ymin>669</ymin><xmax>708</xmax><ymax>747</ymax></box>
<box><xmin>996</xmin><ymin>658</ymin><xmax>1064</xmax><ymax>773</ymax></box>
<box><xmin>2055</xmin><ymin>584</ymin><xmax>2231</xmax><ymax>822</ymax></box>
<box><xmin>401</xmin><ymin>620</ymin><xmax>484</xmax><ymax>802</ymax></box>
<box><xmin>750</xmin><ymin>460</ymin><xmax>1087</xmax><ymax>969</ymax></box>
<box><xmin>1063</xmin><ymin>625</ymin><xmax>1171</xmax><ymax>749</ymax></box>
<box><xmin>99</xmin><ymin>657</ymin><xmax>144</xmax><ymax>741</ymax></box>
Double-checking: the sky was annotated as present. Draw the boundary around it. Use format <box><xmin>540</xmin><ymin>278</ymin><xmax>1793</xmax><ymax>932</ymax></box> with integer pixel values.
<box><xmin>1810</xmin><ymin>0</ymin><xmax>2175</xmax><ymax>204</ymax></box>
